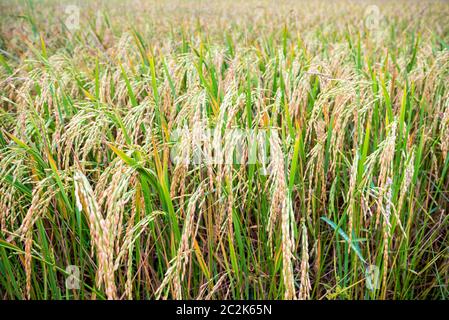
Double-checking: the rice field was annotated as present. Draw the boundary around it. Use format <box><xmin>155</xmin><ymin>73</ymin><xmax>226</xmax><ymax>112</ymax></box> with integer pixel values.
<box><xmin>0</xmin><ymin>0</ymin><xmax>448</xmax><ymax>300</ymax></box>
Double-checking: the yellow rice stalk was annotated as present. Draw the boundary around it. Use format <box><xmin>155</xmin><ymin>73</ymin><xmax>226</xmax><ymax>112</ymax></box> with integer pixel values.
<box><xmin>298</xmin><ymin>219</ymin><xmax>311</xmax><ymax>300</ymax></box>
<box><xmin>376</xmin><ymin>120</ymin><xmax>397</xmax><ymax>227</ymax></box>
<box><xmin>155</xmin><ymin>184</ymin><xmax>204</xmax><ymax>299</ymax></box>
<box><xmin>268</xmin><ymin>131</ymin><xmax>296</xmax><ymax>299</ymax></box>
<box><xmin>74</xmin><ymin>170</ymin><xmax>117</xmax><ymax>299</ymax></box>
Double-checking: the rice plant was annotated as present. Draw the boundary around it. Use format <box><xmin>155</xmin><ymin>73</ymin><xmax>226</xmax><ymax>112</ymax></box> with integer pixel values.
<box><xmin>0</xmin><ymin>0</ymin><xmax>448</xmax><ymax>300</ymax></box>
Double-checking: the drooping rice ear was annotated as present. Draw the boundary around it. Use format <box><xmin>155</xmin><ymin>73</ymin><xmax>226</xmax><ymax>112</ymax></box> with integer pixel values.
<box><xmin>155</xmin><ymin>184</ymin><xmax>204</xmax><ymax>300</ymax></box>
